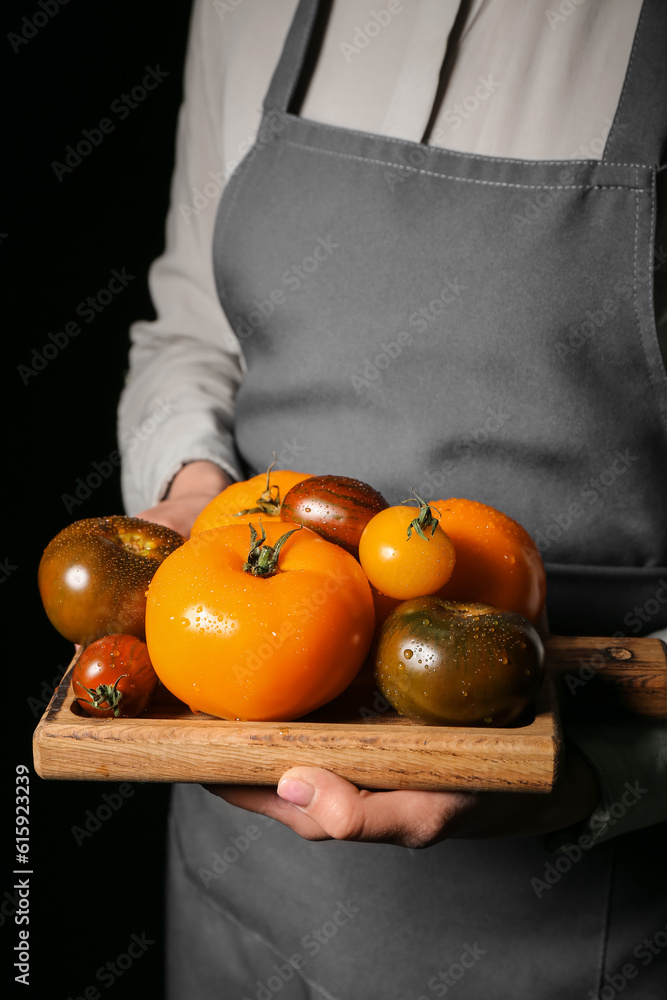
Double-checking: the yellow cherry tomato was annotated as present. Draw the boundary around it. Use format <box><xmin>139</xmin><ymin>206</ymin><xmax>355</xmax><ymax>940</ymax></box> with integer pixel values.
<box><xmin>358</xmin><ymin>501</ymin><xmax>456</xmax><ymax>600</ymax></box>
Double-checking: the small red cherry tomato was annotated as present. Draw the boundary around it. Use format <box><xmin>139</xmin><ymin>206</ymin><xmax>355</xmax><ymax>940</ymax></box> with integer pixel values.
<box><xmin>72</xmin><ymin>634</ymin><xmax>159</xmax><ymax>718</ymax></box>
<box><xmin>359</xmin><ymin>499</ymin><xmax>456</xmax><ymax>600</ymax></box>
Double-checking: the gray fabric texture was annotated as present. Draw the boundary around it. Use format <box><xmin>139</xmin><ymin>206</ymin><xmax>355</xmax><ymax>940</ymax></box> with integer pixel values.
<box><xmin>167</xmin><ymin>1</ymin><xmax>667</xmax><ymax>996</ymax></box>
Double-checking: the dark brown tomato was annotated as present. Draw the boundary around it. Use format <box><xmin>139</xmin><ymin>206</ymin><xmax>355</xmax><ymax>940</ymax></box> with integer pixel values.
<box><xmin>72</xmin><ymin>634</ymin><xmax>159</xmax><ymax>718</ymax></box>
<box><xmin>280</xmin><ymin>475</ymin><xmax>388</xmax><ymax>554</ymax></box>
<box><xmin>38</xmin><ymin>515</ymin><xmax>184</xmax><ymax>645</ymax></box>
<box><xmin>375</xmin><ymin>596</ymin><xmax>544</xmax><ymax>726</ymax></box>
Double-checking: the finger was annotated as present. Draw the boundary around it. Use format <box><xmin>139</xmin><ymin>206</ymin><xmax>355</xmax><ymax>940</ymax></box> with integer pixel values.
<box><xmin>203</xmin><ymin>783</ymin><xmax>333</xmax><ymax>840</ymax></box>
<box><xmin>276</xmin><ymin>767</ymin><xmax>474</xmax><ymax>847</ymax></box>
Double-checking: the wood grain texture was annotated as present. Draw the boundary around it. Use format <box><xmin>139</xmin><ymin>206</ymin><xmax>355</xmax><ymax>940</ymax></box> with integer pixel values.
<box><xmin>33</xmin><ymin>655</ymin><xmax>560</xmax><ymax>792</ymax></box>
<box><xmin>544</xmin><ymin>635</ymin><xmax>667</xmax><ymax>718</ymax></box>
<box><xmin>33</xmin><ymin>636</ymin><xmax>667</xmax><ymax>789</ymax></box>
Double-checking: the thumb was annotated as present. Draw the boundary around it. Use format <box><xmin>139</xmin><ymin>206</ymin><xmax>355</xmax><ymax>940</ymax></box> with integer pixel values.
<box><xmin>277</xmin><ymin>767</ymin><xmax>374</xmax><ymax>841</ymax></box>
<box><xmin>277</xmin><ymin>767</ymin><xmax>464</xmax><ymax>846</ymax></box>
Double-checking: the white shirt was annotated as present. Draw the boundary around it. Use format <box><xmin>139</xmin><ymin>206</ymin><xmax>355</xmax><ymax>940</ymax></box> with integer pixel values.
<box><xmin>118</xmin><ymin>0</ymin><xmax>642</xmax><ymax>514</ymax></box>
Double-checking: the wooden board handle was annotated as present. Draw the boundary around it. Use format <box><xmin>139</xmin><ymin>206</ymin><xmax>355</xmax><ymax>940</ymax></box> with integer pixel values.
<box><xmin>545</xmin><ymin>635</ymin><xmax>667</xmax><ymax>718</ymax></box>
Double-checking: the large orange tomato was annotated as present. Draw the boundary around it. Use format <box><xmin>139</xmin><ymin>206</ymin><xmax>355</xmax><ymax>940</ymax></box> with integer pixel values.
<box><xmin>433</xmin><ymin>498</ymin><xmax>546</xmax><ymax>623</ymax></box>
<box><xmin>145</xmin><ymin>521</ymin><xmax>375</xmax><ymax>721</ymax></box>
<box><xmin>191</xmin><ymin>468</ymin><xmax>312</xmax><ymax>535</ymax></box>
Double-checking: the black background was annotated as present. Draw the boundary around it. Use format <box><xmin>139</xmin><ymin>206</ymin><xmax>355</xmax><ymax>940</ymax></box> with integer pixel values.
<box><xmin>4</xmin><ymin>1</ymin><xmax>195</xmax><ymax>996</ymax></box>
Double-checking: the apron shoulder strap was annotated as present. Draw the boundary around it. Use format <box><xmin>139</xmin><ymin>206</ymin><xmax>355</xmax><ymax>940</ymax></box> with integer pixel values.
<box><xmin>266</xmin><ymin>0</ymin><xmax>667</xmax><ymax>165</ymax></box>
<box><xmin>263</xmin><ymin>0</ymin><xmax>321</xmax><ymax>114</ymax></box>
<box><xmin>603</xmin><ymin>0</ymin><xmax>667</xmax><ymax>166</ymax></box>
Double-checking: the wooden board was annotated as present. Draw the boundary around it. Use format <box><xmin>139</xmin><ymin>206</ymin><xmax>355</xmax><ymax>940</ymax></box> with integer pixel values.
<box><xmin>543</xmin><ymin>635</ymin><xmax>667</xmax><ymax>718</ymax></box>
<box><xmin>33</xmin><ymin>636</ymin><xmax>667</xmax><ymax>792</ymax></box>
<box><xmin>33</xmin><ymin>654</ymin><xmax>560</xmax><ymax>793</ymax></box>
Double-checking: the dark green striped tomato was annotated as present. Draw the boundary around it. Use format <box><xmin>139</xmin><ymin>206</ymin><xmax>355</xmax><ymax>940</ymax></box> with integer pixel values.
<box><xmin>280</xmin><ymin>475</ymin><xmax>388</xmax><ymax>555</ymax></box>
<box><xmin>375</xmin><ymin>596</ymin><xmax>544</xmax><ymax>726</ymax></box>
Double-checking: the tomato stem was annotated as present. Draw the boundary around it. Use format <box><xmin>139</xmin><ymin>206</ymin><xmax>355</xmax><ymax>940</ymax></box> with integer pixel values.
<box><xmin>402</xmin><ymin>490</ymin><xmax>441</xmax><ymax>542</ymax></box>
<box><xmin>235</xmin><ymin>453</ymin><xmax>283</xmax><ymax>517</ymax></box>
<box><xmin>74</xmin><ymin>675</ymin><xmax>129</xmax><ymax>718</ymax></box>
<box><xmin>243</xmin><ymin>521</ymin><xmax>302</xmax><ymax>577</ymax></box>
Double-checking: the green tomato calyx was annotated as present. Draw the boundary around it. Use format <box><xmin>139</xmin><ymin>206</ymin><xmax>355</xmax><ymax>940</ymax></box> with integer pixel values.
<box><xmin>235</xmin><ymin>453</ymin><xmax>282</xmax><ymax>517</ymax></box>
<box><xmin>75</xmin><ymin>674</ymin><xmax>129</xmax><ymax>717</ymax></box>
<box><xmin>402</xmin><ymin>490</ymin><xmax>441</xmax><ymax>542</ymax></box>
<box><xmin>243</xmin><ymin>521</ymin><xmax>302</xmax><ymax>577</ymax></box>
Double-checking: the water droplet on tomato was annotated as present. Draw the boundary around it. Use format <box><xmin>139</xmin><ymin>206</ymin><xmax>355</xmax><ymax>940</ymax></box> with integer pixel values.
<box><xmin>422</xmin><ymin>619</ymin><xmax>430</xmax><ymax>626</ymax></box>
<box><xmin>180</xmin><ymin>618</ymin><xmax>190</xmax><ymax>627</ymax></box>
<box><xmin>404</xmin><ymin>649</ymin><xmax>413</xmax><ymax>659</ymax></box>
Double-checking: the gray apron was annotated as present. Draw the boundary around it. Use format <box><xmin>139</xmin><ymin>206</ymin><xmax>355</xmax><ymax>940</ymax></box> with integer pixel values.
<box><xmin>167</xmin><ymin>2</ymin><xmax>667</xmax><ymax>996</ymax></box>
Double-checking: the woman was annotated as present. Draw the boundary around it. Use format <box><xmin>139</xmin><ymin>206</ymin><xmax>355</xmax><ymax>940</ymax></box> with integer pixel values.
<box><xmin>119</xmin><ymin>2</ymin><xmax>667</xmax><ymax>996</ymax></box>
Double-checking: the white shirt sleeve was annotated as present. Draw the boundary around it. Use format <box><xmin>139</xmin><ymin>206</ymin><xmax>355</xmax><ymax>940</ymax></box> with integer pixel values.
<box><xmin>117</xmin><ymin>0</ymin><xmax>247</xmax><ymax>515</ymax></box>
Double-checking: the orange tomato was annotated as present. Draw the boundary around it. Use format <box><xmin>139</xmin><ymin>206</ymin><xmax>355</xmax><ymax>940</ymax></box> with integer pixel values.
<box><xmin>433</xmin><ymin>498</ymin><xmax>546</xmax><ymax>623</ymax></box>
<box><xmin>145</xmin><ymin>521</ymin><xmax>375</xmax><ymax>721</ymax></box>
<box><xmin>358</xmin><ymin>504</ymin><xmax>456</xmax><ymax>600</ymax></box>
<box><xmin>191</xmin><ymin>469</ymin><xmax>312</xmax><ymax>535</ymax></box>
